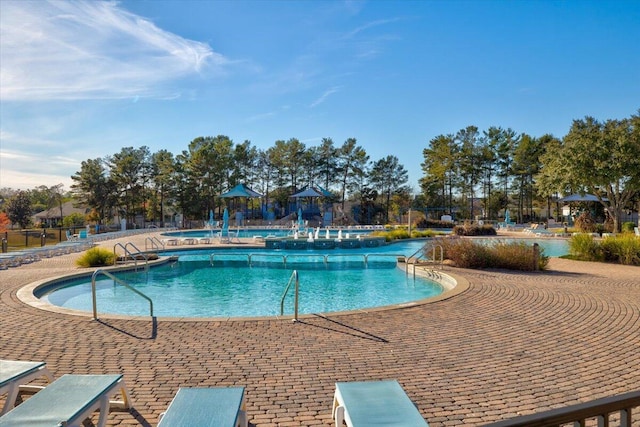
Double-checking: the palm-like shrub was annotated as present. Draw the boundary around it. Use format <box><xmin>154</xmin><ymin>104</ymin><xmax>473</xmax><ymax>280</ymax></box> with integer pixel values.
<box><xmin>76</xmin><ymin>247</ymin><xmax>115</xmax><ymax>267</ymax></box>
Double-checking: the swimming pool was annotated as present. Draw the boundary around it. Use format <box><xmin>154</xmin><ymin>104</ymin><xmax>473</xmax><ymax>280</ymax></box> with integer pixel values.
<box><xmin>36</xmin><ymin>238</ymin><xmax>568</xmax><ymax>319</ymax></box>
<box><xmin>42</xmin><ymin>241</ymin><xmax>442</xmax><ymax>318</ymax></box>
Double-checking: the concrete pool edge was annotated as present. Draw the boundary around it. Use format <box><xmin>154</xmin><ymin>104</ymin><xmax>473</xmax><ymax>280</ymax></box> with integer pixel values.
<box><xmin>17</xmin><ymin>257</ymin><xmax>469</xmax><ymax>323</ymax></box>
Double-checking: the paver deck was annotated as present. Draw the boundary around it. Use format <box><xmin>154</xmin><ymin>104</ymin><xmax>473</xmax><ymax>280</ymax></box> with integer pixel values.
<box><xmin>1</xmin><ymin>231</ymin><xmax>638</xmax><ymax>426</ymax></box>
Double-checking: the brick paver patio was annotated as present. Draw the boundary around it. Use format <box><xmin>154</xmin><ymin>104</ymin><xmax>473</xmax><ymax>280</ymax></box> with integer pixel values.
<box><xmin>1</xmin><ymin>231</ymin><xmax>638</xmax><ymax>426</ymax></box>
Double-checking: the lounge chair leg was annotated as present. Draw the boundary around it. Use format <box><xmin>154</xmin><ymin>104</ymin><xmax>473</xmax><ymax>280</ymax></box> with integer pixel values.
<box><xmin>334</xmin><ymin>405</ymin><xmax>345</xmax><ymax>426</ymax></box>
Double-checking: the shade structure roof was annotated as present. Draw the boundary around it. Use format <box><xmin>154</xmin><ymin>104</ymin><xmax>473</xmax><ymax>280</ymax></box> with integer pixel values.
<box><xmin>558</xmin><ymin>193</ymin><xmax>604</xmax><ymax>203</ymax></box>
<box><xmin>219</xmin><ymin>184</ymin><xmax>262</xmax><ymax>198</ymax></box>
<box><xmin>291</xmin><ymin>186</ymin><xmax>333</xmax><ymax>198</ymax></box>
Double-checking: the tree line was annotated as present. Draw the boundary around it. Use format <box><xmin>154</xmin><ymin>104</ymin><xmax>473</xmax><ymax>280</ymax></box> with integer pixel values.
<box><xmin>420</xmin><ymin>111</ymin><xmax>640</xmax><ymax>232</ymax></box>
<box><xmin>68</xmin><ymin>136</ymin><xmax>410</xmax><ymax>226</ymax></box>
<box><xmin>1</xmin><ymin>111</ymin><xmax>638</xmax><ymax>232</ymax></box>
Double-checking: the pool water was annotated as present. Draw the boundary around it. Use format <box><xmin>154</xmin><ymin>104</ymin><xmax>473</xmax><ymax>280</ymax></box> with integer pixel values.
<box><xmin>41</xmin><ymin>238</ymin><xmax>568</xmax><ymax>318</ymax></box>
<box><xmin>45</xmin><ymin>257</ymin><xmax>442</xmax><ymax>318</ymax></box>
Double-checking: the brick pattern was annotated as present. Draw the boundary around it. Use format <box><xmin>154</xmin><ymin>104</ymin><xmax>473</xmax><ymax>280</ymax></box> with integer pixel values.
<box><xmin>0</xmin><ymin>233</ymin><xmax>639</xmax><ymax>426</ymax></box>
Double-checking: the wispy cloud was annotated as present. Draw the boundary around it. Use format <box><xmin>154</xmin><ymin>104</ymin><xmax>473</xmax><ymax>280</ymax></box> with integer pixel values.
<box><xmin>343</xmin><ymin>18</ymin><xmax>401</xmax><ymax>40</ymax></box>
<box><xmin>310</xmin><ymin>87</ymin><xmax>340</xmax><ymax>108</ymax></box>
<box><xmin>0</xmin><ymin>0</ymin><xmax>228</xmax><ymax>101</ymax></box>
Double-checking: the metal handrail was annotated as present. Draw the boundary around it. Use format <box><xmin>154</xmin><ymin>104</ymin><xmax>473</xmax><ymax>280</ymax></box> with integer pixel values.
<box><xmin>145</xmin><ymin>236</ymin><xmax>165</xmax><ymax>251</ymax></box>
<box><xmin>208</xmin><ymin>252</ymin><xmax>404</xmax><ymax>268</ymax></box>
<box><xmin>279</xmin><ymin>270</ymin><xmax>299</xmax><ymax>321</ymax></box>
<box><xmin>483</xmin><ymin>389</ymin><xmax>640</xmax><ymax>427</ymax></box>
<box><xmin>113</xmin><ymin>242</ymin><xmax>149</xmax><ymax>271</ymax></box>
<box><xmin>91</xmin><ymin>269</ymin><xmax>153</xmax><ymax>320</ymax></box>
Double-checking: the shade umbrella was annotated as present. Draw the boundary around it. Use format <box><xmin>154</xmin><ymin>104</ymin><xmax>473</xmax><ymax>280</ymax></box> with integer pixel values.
<box><xmin>298</xmin><ymin>207</ymin><xmax>304</xmax><ymax>230</ymax></box>
<box><xmin>558</xmin><ymin>193</ymin><xmax>603</xmax><ymax>203</ymax></box>
<box><xmin>209</xmin><ymin>209</ymin><xmax>215</xmax><ymax>227</ymax></box>
<box><xmin>222</xmin><ymin>207</ymin><xmax>229</xmax><ymax>231</ymax></box>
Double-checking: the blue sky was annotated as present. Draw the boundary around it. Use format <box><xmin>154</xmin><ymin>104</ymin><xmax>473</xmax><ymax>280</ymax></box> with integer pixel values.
<box><xmin>1</xmin><ymin>0</ymin><xmax>638</xmax><ymax>191</ymax></box>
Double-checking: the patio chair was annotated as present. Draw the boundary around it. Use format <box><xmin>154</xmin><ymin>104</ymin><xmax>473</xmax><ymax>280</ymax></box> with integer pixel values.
<box><xmin>157</xmin><ymin>387</ymin><xmax>247</xmax><ymax>427</ymax></box>
<box><xmin>0</xmin><ymin>360</ymin><xmax>53</xmax><ymax>415</ymax></box>
<box><xmin>0</xmin><ymin>374</ymin><xmax>132</xmax><ymax>427</ymax></box>
<box><xmin>65</xmin><ymin>229</ymin><xmax>79</xmax><ymax>241</ymax></box>
<box><xmin>332</xmin><ymin>380</ymin><xmax>429</xmax><ymax>426</ymax></box>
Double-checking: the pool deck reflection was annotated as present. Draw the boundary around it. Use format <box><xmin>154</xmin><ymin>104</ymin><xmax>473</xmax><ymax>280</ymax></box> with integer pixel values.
<box><xmin>1</xmin><ymin>230</ymin><xmax>639</xmax><ymax>426</ymax></box>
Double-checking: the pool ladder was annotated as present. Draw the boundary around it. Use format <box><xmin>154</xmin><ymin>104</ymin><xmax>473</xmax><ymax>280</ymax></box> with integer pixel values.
<box><xmin>405</xmin><ymin>242</ymin><xmax>443</xmax><ymax>278</ymax></box>
<box><xmin>114</xmin><ymin>242</ymin><xmax>149</xmax><ymax>271</ymax></box>
<box><xmin>91</xmin><ymin>269</ymin><xmax>153</xmax><ymax>320</ymax></box>
<box><xmin>280</xmin><ymin>270</ymin><xmax>299</xmax><ymax>322</ymax></box>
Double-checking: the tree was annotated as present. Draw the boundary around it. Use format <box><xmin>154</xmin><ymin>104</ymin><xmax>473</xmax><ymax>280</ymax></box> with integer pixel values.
<box><xmin>512</xmin><ymin>133</ymin><xmax>545</xmax><ymax>222</ymax></box>
<box><xmin>455</xmin><ymin>126</ymin><xmax>482</xmax><ymax>219</ymax></box>
<box><xmin>6</xmin><ymin>191</ymin><xmax>32</xmax><ymax>228</ymax></box>
<box><xmin>317</xmin><ymin>137</ymin><xmax>338</xmax><ymax>190</ymax></box>
<box><xmin>369</xmin><ymin>155</ymin><xmax>409</xmax><ymax>223</ymax></box>
<box><xmin>149</xmin><ymin>150</ymin><xmax>176</xmax><ymax>225</ymax></box>
<box><xmin>540</xmin><ymin>113</ymin><xmax>640</xmax><ymax>232</ymax></box>
<box><xmin>337</xmin><ymin>138</ymin><xmax>369</xmax><ymax>210</ymax></box>
<box><xmin>0</xmin><ymin>212</ymin><xmax>10</xmax><ymax>232</ymax></box>
<box><xmin>71</xmin><ymin>158</ymin><xmax>116</xmax><ymax>224</ymax></box>
<box><xmin>420</xmin><ymin>134</ymin><xmax>458</xmax><ymax>217</ymax></box>
<box><xmin>106</xmin><ymin>146</ymin><xmax>151</xmax><ymax>223</ymax></box>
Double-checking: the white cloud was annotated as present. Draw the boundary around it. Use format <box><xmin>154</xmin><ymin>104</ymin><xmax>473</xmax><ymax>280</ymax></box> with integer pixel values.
<box><xmin>309</xmin><ymin>87</ymin><xmax>340</xmax><ymax>108</ymax></box>
<box><xmin>0</xmin><ymin>0</ymin><xmax>228</xmax><ymax>101</ymax></box>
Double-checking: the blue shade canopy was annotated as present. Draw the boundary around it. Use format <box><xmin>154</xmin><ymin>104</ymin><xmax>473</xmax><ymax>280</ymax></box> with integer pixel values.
<box><xmin>558</xmin><ymin>193</ymin><xmax>603</xmax><ymax>203</ymax></box>
<box><xmin>219</xmin><ymin>184</ymin><xmax>263</xmax><ymax>198</ymax></box>
<box><xmin>291</xmin><ymin>187</ymin><xmax>323</xmax><ymax>198</ymax></box>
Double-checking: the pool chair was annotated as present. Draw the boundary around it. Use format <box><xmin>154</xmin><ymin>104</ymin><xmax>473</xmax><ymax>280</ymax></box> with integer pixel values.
<box><xmin>0</xmin><ymin>374</ymin><xmax>132</xmax><ymax>427</ymax></box>
<box><xmin>332</xmin><ymin>380</ymin><xmax>429</xmax><ymax>426</ymax></box>
<box><xmin>0</xmin><ymin>360</ymin><xmax>53</xmax><ymax>415</ymax></box>
<box><xmin>157</xmin><ymin>387</ymin><xmax>247</xmax><ymax>427</ymax></box>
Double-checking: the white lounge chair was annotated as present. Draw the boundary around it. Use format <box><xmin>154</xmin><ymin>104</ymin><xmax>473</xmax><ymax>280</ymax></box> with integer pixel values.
<box><xmin>0</xmin><ymin>374</ymin><xmax>132</xmax><ymax>427</ymax></box>
<box><xmin>158</xmin><ymin>387</ymin><xmax>247</xmax><ymax>427</ymax></box>
<box><xmin>332</xmin><ymin>380</ymin><xmax>428</xmax><ymax>426</ymax></box>
<box><xmin>0</xmin><ymin>360</ymin><xmax>53</xmax><ymax>415</ymax></box>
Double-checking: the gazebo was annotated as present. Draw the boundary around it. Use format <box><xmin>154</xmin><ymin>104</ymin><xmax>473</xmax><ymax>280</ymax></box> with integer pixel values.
<box><xmin>219</xmin><ymin>184</ymin><xmax>263</xmax><ymax>224</ymax></box>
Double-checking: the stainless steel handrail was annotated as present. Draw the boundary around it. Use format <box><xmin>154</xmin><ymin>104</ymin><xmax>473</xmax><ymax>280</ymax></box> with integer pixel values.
<box><xmin>91</xmin><ymin>269</ymin><xmax>153</xmax><ymax>320</ymax></box>
<box><xmin>113</xmin><ymin>242</ymin><xmax>149</xmax><ymax>271</ymax></box>
<box><xmin>279</xmin><ymin>270</ymin><xmax>299</xmax><ymax>321</ymax></box>
<box><xmin>145</xmin><ymin>236</ymin><xmax>165</xmax><ymax>251</ymax></box>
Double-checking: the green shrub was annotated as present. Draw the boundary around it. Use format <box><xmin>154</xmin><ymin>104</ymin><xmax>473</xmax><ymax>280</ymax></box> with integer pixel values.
<box><xmin>600</xmin><ymin>235</ymin><xmax>640</xmax><ymax>265</ymax></box>
<box><xmin>428</xmin><ymin>238</ymin><xmax>547</xmax><ymax>270</ymax></box>
<box><xmin>568</xmin><ymin>233</ymin><xmax>602</xmax><ymax>261</ymax></box>
<box><xmin>452</xmin><ymin>223</ymin><xmax>497</xmax><ymax>236</ymax></box>
<box><xmin>76</xmin><ymin>247</ymin><xmax>115</xmax><ymax>267</ymax></box>
<box><xmin>622</xmin><ymin>222</ymin><xmax>636</xmax><ymax>233</ymax></box>
<box><xmin>411</xmin><ymin>229</ymin><xmax>437</xmax><ymax>238</ymax></box>
<box><xmin>415</xmin><ymin>218</ymin><xmax>455</xmax><ymax>229</ymax></box>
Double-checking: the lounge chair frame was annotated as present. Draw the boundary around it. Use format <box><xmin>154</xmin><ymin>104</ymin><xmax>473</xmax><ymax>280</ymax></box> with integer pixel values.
<box><xmin>0</xmin><ymin>374</ymin><xmax>131</xmax><ymax>427</ymax></box>
<box><xmin>332</xmin><ymin>380</ymin><xmax>428</xmax><ymax>426</ymax></box>
<box><xmin>158</xmin><ymin>387</ymin><xmax>247</xmax><ymax>427</ymax></box>
<box><xmin>0</xmin><ymin>360</ymin><xmax>53</xmax><ymax>415</ymax></box>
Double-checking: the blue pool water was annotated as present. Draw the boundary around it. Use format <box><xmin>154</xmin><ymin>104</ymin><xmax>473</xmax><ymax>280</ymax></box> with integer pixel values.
<box><xmin>163</xmin><ymin>228</ymin><xmax>374</xmax><ymax>239</ymax></box>
<box><xmin>41</xmin><ymin>238</ymin><xmax>568</xmax><ymax>318</ymax></box>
